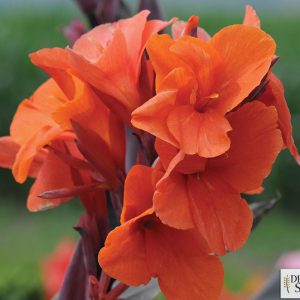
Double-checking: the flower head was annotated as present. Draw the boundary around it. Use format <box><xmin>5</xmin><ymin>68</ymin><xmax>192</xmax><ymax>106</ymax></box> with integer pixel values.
<box><xmin>153</xmin><ymin>101</ymin><xmax>282</xmax><ymax>255</ymax></box>
<box><xmin>30</xmin><ymin>11</ymin><xmax>175</xmax><ymax>124</ymax></box>
<box><xmin>99</xmin><ymin>165</ymin><xmax>224</xmax><ymax>300</ymax></box>
<box><xmin>132</xmin><ymin>23</ymin><xmax>276</xmax><ymax>157</ymax></box>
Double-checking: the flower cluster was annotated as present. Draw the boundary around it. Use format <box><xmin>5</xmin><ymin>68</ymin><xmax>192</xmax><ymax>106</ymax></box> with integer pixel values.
<box><xmin>0</xmin><ymin>5</ymin><xmax>298</xmax><ymax>300</ymax></box>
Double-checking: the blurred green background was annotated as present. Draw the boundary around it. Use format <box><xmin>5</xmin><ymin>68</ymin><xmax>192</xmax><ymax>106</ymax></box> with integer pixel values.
<box><xmin>0</xmin><ymin>0</ymin><xmax>300</xmax><ymax>299</ymax></box>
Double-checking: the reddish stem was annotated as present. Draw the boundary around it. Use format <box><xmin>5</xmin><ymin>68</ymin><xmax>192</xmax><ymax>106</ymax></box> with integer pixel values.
<box><xmin>104</xmin><ymin>283</ymin><xmax>129</xmax><ymax>300</ymax></box>
<box><xmin>98</xmin><ymin>272</ymin><xmax>111</xmax><ymax>299</ymax></box>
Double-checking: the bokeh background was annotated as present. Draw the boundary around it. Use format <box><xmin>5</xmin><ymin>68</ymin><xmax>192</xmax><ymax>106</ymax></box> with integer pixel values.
<box><xmin>0</xmin><ymin>0</ymin><xmax>300</xmax><ymax>299</ymax></box>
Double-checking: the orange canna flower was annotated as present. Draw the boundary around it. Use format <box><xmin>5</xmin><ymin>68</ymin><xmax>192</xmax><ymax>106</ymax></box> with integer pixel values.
<box><xmin>99</xmin><ymin>165</ymin><xmax>224</xmax><ymax>300</ymax></box>
<box><xmin>0</xmin><ymin>76</ymin><xmax>124</xmax><ymax>211</ymax></box>
<box><xmin>30</xmin><ymin>11</ymin><xmax>175</xmax><ymax>124</ymax></box>
<box><xmin>243</xmin><ymin>5</ymin><xmax>300</xmax><ymax>164</ymax></box>
<box><xmin>153</xmin><ymin>101</ymin><xmax>282</xmax><ymax>255</ymax></box>
<box><xmin>132</xmin><ymin>23</ymin><xmax>276</xmax><ymax>158</ymax></box>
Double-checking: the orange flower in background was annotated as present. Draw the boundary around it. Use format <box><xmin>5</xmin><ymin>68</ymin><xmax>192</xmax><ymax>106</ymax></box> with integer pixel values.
<box><xmin>132</xmin><ymin>23</ymin><xmax>276</xmax><ymax>157</ymax></box>
<box><xmin>153</xmin><ymin>101</ymin><xmax>282</xmax><ymax>255</ymax></box>
<box><xmin>243</xmin><ymin>5</ymin><xmax>300</xmax><ymax>164</ymax></box>
<box><xmin>41</xmin><ymin>239</ymin><xmax>75</xmax><ymax>300</ymax></box>
<box><xmin>30</xmin><ymin>11</ymin><xmax>175</xmax><ymax>124</ymax></box>
<box><xmin>0</xmin><ymin>77</ymin><xmax>124</xmax><ymax>211</ymax></box>
<box><xmin>99</xmin><ymin>165</ymin><xmax>224</xmax><ymax>300</ymax></box>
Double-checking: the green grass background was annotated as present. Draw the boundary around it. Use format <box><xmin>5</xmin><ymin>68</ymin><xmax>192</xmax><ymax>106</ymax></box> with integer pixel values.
<box><xmin>0</xmin><ymin>3</ymin><xmax>300</xmax><ymax>299</ymax></box>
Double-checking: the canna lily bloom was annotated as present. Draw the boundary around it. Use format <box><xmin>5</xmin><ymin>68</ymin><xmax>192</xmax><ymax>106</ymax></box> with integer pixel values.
<box><xmin>30</xmin><ymin>11</ymin><xmax>175</xmax><ymax>124</ymax></box>
<box><xmin>0</xmin><ymin>77</ymin><xmax>123</xmax><ymax>210</ymax></box>
<box><xmin>99</xmin><ymin>165</ymin><xmax>224</xmax><ymax>300</ymax></box>
<box><xmin>243</xmin><ymin>5</ymin><xmax>300</xmax><ymax>164</ymax></box>
<box><xmin>11</xmin><ymin>77</ymin><xmax>124</xmax><ymax>185</ymax></box>
<box><xmin>132</xmin><ymin>23</ymin><xmax>276</xmax><ymax>158</ymax></box>
<box><xmin>153</xmin><ymin>101</ymin><xmax>283</xmax><ymax>255</ymax></box>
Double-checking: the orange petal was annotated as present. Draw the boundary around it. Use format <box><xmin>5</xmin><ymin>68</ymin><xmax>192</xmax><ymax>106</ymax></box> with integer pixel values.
<box><xmin>0</xmin><ymin>136</ymin><xmax>44</xmax><ymax>178</ymax></box>
<box><xmin>170</xmin><ymin>36</ymin><xmax>221</xmax><ymax>96</ymax></box>
<box><xmin>208</xmin><ymin>101</ymin><xmax>283</xmax><ymax>192</ymax></box>
<box><xmin>243</xmin><ymin>5</ymin><xmax>261</xmax><ymax>28</ymax></box>
<box><xmin>258</xmin><ymin>74</ymin><xmax>300</xmax><ymax>164</ymax></box>
<box><xmin>158</xmin><ymin>66</ymin><xmax>195</xmax><ymax>94</ymax></box>
<box><xmin>245</xmin><ymin>186</ymin><xmax>264</xmax><ymax>195</ymax></box>
<box><xmin>98</xmin><ymin>218</ymin><xmax>152</xmax><ymax>286</ymax></box>
<box><xmin>209</xmin><ymin>25</ymin><xmax>276</xmax><ymax>113</ymax></box>
<box><xmin>121</xmin><ymin>165</ymin><xmax>162</xmax><ymax>223</ymax></box>
<box><xmin>10</xmin><ymin>79</ymin><xmax>63</xmax><ymax>146</ymax></box>
<box><xmin>154</xmin><ymin>138</ymin><xmax>178</xmax><ymax>171</ymax></box>
<box><xmin>9</xmin><ymin>78</ymin><xmax>70</xmax><ymax>181</ymax></box>
<box><xmin>0</xmin><ymin>136</ymin><xmax>20</xmax><ymax>169</ymax></box>
<box><xmin>147</xmin><ymin>34</ymin><xmax>189</xmax><ymax>90</ymax></box>
<box><xmin>117</xmin><ymin>10</ymin><xmax>149</xmax><ymax>75</ymax></box>
<box><xmin>141</xmin><ymin>17</ymin><xmax>177</xmax><ymax>64</ymax></box>
<box><xmin>99</xmin><ymin>214</ymin><xmax>224</xmax><ymax>300</ymax></box>
<box><xmin>154</xmin><ymin>172</ymin><xmax>194</xmax><ymax>230</ymax></box>
<box><xmin>131</xmin><ymin>90</ymin><xmax>179</xmax><ymax>146</ymax></box>
<box><xmin>30</xmin><ymin>49</ymin><xmax>76</xmax><ymax>99</ymax></box>
<box><xmin>12</xmin><ymin>125</ymin><xmax>62</xmax><ymax>183</ymax></box>
<box><xmin>53</xmin><ymin>81</ymin><xmax>125</xmax><ymax>170</ymax></box>
<box><xmin>182</xmin><ymin>16</ymin><xmax>199</xmax><ymax>36</ymax></box>
<box><xmin>188</xmin><ymin>173</ymin><xmax>253</xmax><ymax>255</ymax></box>
<box><xmin>146</xmin><ymin>222</ymin><xmax>223</xmax><ymax>300</ymax></box>
<box><xmin>27</xmin><ymin>144</ymin><xmax>75</xmax><ymax>211</ymax></box>
<box><xmin>92</xmin><ymin>27</ymin><xmax>140</xmax><ymax>109</ymax></box>
<box><xmin>31</xmin><ymin>13</ymin><xmax>173</xmax><ymax>123</ymax></box>
<box><xmin>31</xmin><ymin>47</ymin><xmax>133</xmax><ymax>124</ymax></box>
<box><xmin>167</xmin><ymin>105</ymin><xmax>231</xmax><ymax>157</ymax></box>
<box><xmin>73</xmin><ymin>23</ymin><xmax>114</xmax><ymax>62</ymax></box>
<box><xmin>155</xmin><ymin>139</ymin><xmax>207</xmax><ymax>174</ymax></box>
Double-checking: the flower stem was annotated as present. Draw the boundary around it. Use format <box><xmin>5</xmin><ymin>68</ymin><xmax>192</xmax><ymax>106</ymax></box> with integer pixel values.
<box><xmin>98</xmin><ymin>272</ymin><xmax>111</xmax><ymax>298</ymax></box>
<box><xmin>104</xmin><ymin>283</ymin><xmax>128</xmax><ymax>300</ymax></box>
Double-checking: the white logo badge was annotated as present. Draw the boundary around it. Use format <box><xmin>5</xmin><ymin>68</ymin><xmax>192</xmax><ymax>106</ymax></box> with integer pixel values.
<box><xmin>281</xmin><ymin>269</ymin><xmax>300</xmax><ymax>298</ymax></box>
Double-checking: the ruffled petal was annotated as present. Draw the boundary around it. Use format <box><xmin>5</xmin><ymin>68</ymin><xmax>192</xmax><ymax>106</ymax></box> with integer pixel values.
<box><xmin>187</xmin><ymin>173</ymin><xmax>253</xmax><ymax>255</ymax></box>
<box><xmin>131</xmin><ymin>90</ymin><xmax>179</xmax><ymax>146</ymax></box>
<box><xmin>12</xmin><ymin>125</ymin><xmax>62</xmax><ymax>183</ymax></box>
<box><xmin>167</xmin><ymin>105</ymin><xmax>231</xmax><ymax>157</ymax></box>
<box><xmin>146</xmin><ymin>34</ymin><xmax>189</xmax><ymax>89</ymax></box>
<box><xmin>209</xmin><ymin>25</ymin><xmax>276</xmax><ymax>113</ymax></box>
<box><xmin>208</xmin><ymin>101</ymin><xmax>283</xmax><ymax>192</ymax></box>
<box><xmin>258</xmin><ymin>74</ymin><xmax>300</xmax><ymax>164</ymax></box>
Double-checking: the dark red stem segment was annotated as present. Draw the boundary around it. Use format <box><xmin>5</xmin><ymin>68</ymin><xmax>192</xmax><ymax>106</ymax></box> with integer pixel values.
<box><xmin>104</xmin><ymin>283</ymin><xmax>129</xmax><ymax>300</ymax></box>
<box><xmin>98</xmin><ymin>272</ymin><xmax>111</xmax><ymax>298</ymax></box>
